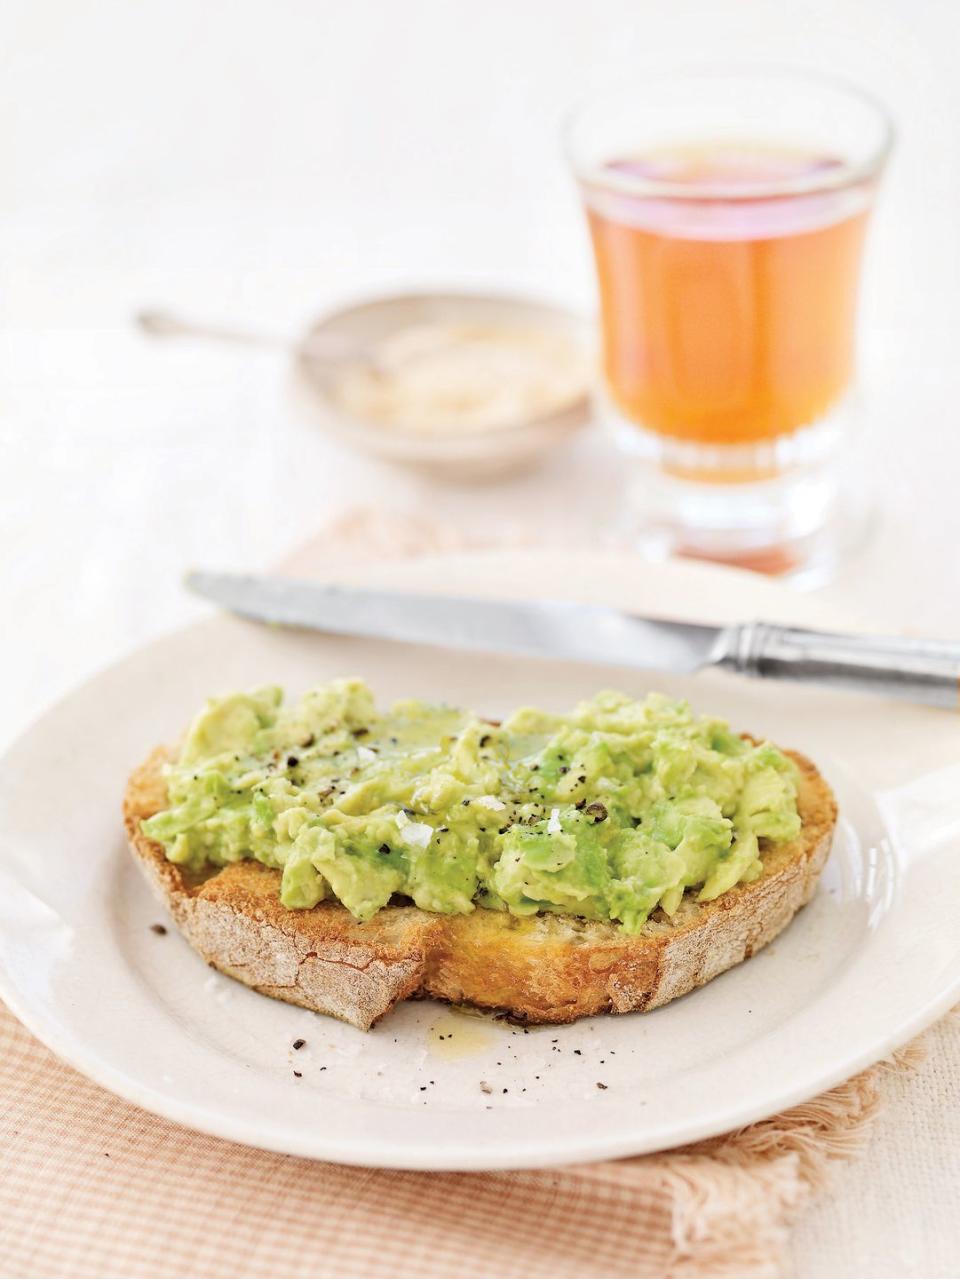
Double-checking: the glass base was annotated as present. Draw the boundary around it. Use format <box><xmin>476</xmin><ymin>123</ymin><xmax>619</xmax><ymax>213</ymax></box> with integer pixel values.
<box><xmin>607</xmin><ymin>399</ymin><xmax>870</xmax><ymax>586</ymax></box>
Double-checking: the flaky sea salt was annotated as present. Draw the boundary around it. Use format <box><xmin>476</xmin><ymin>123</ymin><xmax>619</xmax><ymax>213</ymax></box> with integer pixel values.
<box><xmin>474</xmin><ymin>795</ymin><xmax>506</xmax><ymax>811</ymax></box>
<box><xmin>395</xmin><ymin>809</ymin><xmax>434</xmax><ymax>848</ymax></box>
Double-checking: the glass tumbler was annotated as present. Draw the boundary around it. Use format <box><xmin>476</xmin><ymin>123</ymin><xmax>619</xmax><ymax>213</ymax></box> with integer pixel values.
<box><xmin>566</xmin><ymin>70</ymin><xmax>892</xmax><ymax>575</ymax></box>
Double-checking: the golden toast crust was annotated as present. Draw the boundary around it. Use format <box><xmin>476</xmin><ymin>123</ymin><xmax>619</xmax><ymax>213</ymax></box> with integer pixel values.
<box><xmin>123</xmin><ymin>743</ymin><xmax>837</xmax><ymax>1029</ymax></box>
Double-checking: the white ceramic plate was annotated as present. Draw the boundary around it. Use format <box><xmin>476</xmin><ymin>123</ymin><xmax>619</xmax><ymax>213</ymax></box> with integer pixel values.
<box><xmin>2</xmin><ymin>551</ymin><xmax>959</xmax><ymax>1170</ymax></box>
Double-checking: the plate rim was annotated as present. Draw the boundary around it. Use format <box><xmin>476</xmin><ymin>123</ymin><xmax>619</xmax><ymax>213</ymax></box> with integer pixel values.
<box><xmin>3</xmin><ymin>955</ymin><xmax>957</xmax><ymax>1171</ymax></box>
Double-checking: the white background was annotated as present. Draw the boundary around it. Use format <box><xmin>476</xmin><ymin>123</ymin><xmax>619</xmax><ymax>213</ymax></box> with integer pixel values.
<box><xmin>2</xmin><ymin>2</ymin><xmax>959</xmax><ymax>1274</ymax></box>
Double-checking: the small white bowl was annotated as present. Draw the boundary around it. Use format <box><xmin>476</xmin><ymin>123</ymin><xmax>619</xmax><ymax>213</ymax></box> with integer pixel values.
<box><xmin>288</xmin><ymin>291</ymin><xmax>593</xmax><ymax>482</ymax></box>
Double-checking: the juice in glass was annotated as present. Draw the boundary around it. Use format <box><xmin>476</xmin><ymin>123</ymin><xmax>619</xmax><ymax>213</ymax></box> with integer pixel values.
<box><xmin>568</xmin><ymin>74</ymin><xmax>891</xmax><ymax>571</ymax></box>
<box><xmin>589</xmin><ymin>145</ymin><xmax>871</xmax><ymax>464</ymax></box>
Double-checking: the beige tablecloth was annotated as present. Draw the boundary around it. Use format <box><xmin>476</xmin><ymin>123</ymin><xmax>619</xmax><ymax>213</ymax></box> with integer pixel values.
<box><xmin>0</xmin><ymin>996</ymin><xmax>930</xmax><ymax>1279</ymax></box>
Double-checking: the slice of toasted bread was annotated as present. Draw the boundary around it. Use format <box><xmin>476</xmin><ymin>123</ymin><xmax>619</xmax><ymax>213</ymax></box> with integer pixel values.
<box><xmin>123</xmin><ymin>742</ymin><xmax>836</xmax><ymax>1030</ymax></box>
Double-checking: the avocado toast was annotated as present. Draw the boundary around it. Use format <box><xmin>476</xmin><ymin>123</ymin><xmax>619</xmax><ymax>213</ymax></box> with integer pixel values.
<box><xmin>123</xmin><ymin>680</ymin><xmax>836</xmax><ymax>1029</ymax></box>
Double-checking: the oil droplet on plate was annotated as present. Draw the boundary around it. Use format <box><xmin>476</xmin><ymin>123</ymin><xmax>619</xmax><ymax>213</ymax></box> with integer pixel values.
<box><xmin>427</xmin><ymin>1010</ymin><xmax>497</xmax><ymax>1060</ymax></box>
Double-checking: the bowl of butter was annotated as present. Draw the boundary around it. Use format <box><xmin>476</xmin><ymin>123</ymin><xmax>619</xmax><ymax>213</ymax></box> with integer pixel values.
<box><xmin>290</xmin><ymin>291</ymin><xmax>594</xmax><ymax>481</ymax></box>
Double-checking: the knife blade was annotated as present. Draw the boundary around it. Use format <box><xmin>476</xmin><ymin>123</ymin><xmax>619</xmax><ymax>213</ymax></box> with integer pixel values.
<box><xmin>185</xmin><ymin>570</ymin><xmax>726</xmax><ymax>673</ymax></box>
<box><xmin>185</xmin><ymin>570</ymin><xmax>960</xmax><ymax>709</ymax></box>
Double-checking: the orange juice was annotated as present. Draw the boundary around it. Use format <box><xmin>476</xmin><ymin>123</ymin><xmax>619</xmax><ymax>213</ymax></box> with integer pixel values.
<box><xmin>585</xmin><ymin>145</ymin><xmax>873</xmax><ymax>456</ymax></box>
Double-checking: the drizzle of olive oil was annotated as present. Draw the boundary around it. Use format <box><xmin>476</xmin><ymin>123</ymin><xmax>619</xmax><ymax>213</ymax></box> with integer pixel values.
<box><xmin>427</xmin><ymin>1010</ymin><xmax>497</xmax><ymax>1060</ymax></box>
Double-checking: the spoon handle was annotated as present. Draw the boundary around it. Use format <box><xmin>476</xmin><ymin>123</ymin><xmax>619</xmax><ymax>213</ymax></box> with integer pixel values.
<box><xmin>135</xmin><ymin>308</ymin><xmax>292</xmax><ymax>351</ymax></box>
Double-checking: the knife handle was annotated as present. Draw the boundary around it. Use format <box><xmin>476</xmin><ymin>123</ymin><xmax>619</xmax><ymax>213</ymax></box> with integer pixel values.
<box><xmin>721</xmin><ymin>623</ymin><xmax>960</xmax><ymax>710</ymax></box>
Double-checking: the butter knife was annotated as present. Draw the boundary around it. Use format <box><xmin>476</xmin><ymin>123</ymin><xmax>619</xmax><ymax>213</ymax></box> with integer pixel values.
<box><xmin>186</xmin><ymin>571</ymin><xmax>960</xmax><ymax>710</ymax></box>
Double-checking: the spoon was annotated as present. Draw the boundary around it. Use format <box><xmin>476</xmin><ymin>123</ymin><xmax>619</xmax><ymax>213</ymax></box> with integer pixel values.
<box><xmin>135</xmin><ymin>308</ymin><xmax>380</xmax><ymax>369</ymax></box>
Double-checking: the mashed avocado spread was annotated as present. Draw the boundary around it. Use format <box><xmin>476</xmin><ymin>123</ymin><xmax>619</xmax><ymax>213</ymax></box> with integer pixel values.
<box><xmin>142</xmin><ymin>680</ymin><xmax>802</xmax><ymax>934</ymax></box>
